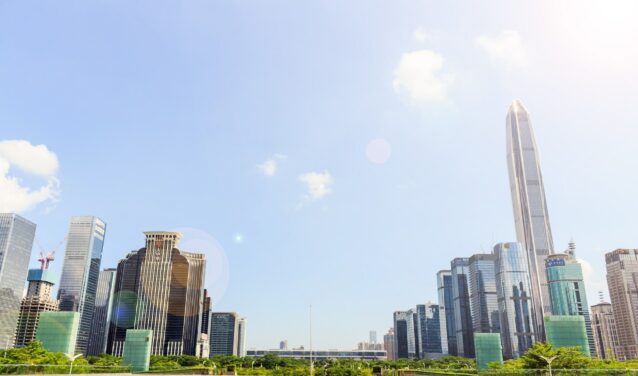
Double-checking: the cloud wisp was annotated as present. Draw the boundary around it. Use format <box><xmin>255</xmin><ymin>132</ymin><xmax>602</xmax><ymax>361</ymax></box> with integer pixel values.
<box><xmin>476</xmin><ymin>30</ymin><xmax>529</xmax><ymax>71</ymax></box>
<box><xmin>393</xmin><ymin>49</ymin><xmax>453</xmax><ymax>103</ymax></box>
<box><xmin>257</xmin><ymin>154</ymin><xmax>287</xmax><ymax>177</ymax></box>
<box><xmin>0</xmin><ymin>140</ymin><xmax>60</xmax><ymax>213</ymax></box>
<box><xmin>298</xmin><ymin>170</ymin><xmax>333</xmax><ymax>200</ymax></box>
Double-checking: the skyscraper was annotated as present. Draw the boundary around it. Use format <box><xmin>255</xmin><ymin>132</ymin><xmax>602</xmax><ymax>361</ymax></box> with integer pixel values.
<box><xmin>58</xmin><ymin>216</ymin><xmax>106</xmax><ymax>354</ymax></box>
<box><xmin>107</xmin><ymin>231</ymin><xmax>205</xmax><ymax>356</ymax></box>
<box><xmin>605</xmin><ymin>249</ymin><xmax>638</xmax><ymax>360</ymax></box>
<box><xmin>201</xmin><ymin>289</ymin><xmax>212</xmax><ymax>338</ymax></box>
<box><xmin>393</xmin><ymin>310</ymin><xmax>417</xmax><ymax>359</ymax></box>
<box><xmin>369</xmin><ymin>330</ymin><xmax>377</xmax><ymax>345</ymax></box>
<box><xmin>383</xmin><ymin>328</ymin><xmax>395</xmax><ymax>360</ymax></box>
<box><xmin>14</xmin><ymin>266</ymin><xmax>59</xmax><ymax>347</ymax></box>
<box><xmin>0</xmin><ymin>213</ymin><xmax>36</xmax><ymax>347</ymax></box>
<box><xmin>209</xmin><ymin>312</ymin><xmax>240</xmax><ymax>356</ymax></box>
<box><xmin>416</xmin><ymin>302</ymin><xmax>445</xmax><ymax>358</ymax></box>
<box><xmin>590</xmin><ymin>302</ymin><xmax>620</xmax><ymax>360</ymax></box>
<box><xmin>87</xmin><ymin>268</ymin><xmax>117</xmax><ymax>356</ymax></box>
<box><xmin>237</xmin><ymin>318</ymin><xmax>247</xmax><ymax>357</ymax></box>
<box><xmin>506</xmin><ymin>100</ymin><xmax>555</xmax><ymax>340</ymax></box>
<box><xmin>437</xmin><ymin>270</ymin><xmax>456</xmax><ymax>356</ymax></box>
<box><xmin>468</xmin><ymin>253</ymin><xmax>500</xmax><ymax>333</ymax></box>
<box><xmin>450</xmin><ymin>258</ymin><xmax>474</xmax><ymax>358</ymax></box>
<box><xmin>545</xmin><ymin>244</ymin><xmax>595</xmax><ymax>355</ymax></box>
<box><xmin>493</xmin><ymin>242</ymin><xmax>534</xmax><ymax>359</ymax></box>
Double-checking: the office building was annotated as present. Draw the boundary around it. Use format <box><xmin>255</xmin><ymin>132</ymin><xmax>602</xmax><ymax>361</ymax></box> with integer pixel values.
<box><xmin>57</xmin><ymin>216</ymin><xmax>106</xmax><ymax>354</ymax></box>
<box><xmin>14</xmin><ymin>267</ymin><xmax>59</xmax><ymax>347</ymax></box>
<box><xmin>369</xmin><ymin>330</ymin><xmax>377</xmax><ymax>345</ymax></box>
<box><xmin>590</xmin><ymin>302</ymin><xmax>620</xmax><ymax>360</ymax></box>
<box><xmin>0</xmin><ymin>213</ymin><xmax>36</xmax><ymax>346</ymax></box>
<box><xmin>237</xmin><ymin>317</ymin><xmax>246</xmax><ymax>357</ymax></box>
<box><xmin>393</xmin><ymin>309</ymin><xmax>417</xmax><ymax>359</ymax></box>
<box><xmin>544</xmin><ymin>315</ymin><xmax>590</xmax><ymax>355</ymax></box>
<box><xmin>474</xmin><ymin>333</ymin><xmax>503</xmax><ymax>371</ymax></box>
<box><xmin>107</xmin><ymin>231</ymin><xmax>206</xmax><ymax>356</ymax></box>
<box><xmin>451</xmin><ymin>258</ymin><xmax>474</xmax><ymax>357</ymax></box>
<box><xmin>493</xmin><ymin>242</ymin><xmax>534</xmax><ymax>359</ymax></box>
<box><xmin>383</xmin><ymin>329</ymin><xmax>395</xmax><ymax>360</ymax></box>
<box><xmin>437</xmin><ymin>270</ymin><xmax>456</xmax><ymax>356</ymax></box>
<box><xmin>86</xmin><ymin>268</ymin><xmax>117</xmax><ymax>356</ymax></box>
<box><xmin>36</xmin><ymin>311</ymin><xmax>80</xmax><ymax>354</ymax></box>
<box><xmin>201</xmin><ymin>289</ymin><xmax>211</xmax><ymax>337</ymax></box>
<box><xmin>416</xmin><ymin>302</ymin><xmax>445</xmax><ymax>357</ymax></box>
<box><xmin>247</xmin><ymin>349</ymin><xmax>386</xmax><ymax>360</ymax></box>
<box><xmin>605</xmin><ymin>249</ymin><xmax>638</xmax><ymax>360</ymax></box>
<box><xmin>122</xmin><ymin>330</ymin><xmax>153</xmax><ymax>372</ymax></box>
<box><xmin>545</xmin><ymin>243</ymin><xmax>595</xmax><ymax>355</ymax></box>
<box><xmin>280</xmin><ymin>340</ymin><xmax>288</xmax><ymax>350</ymax></box>
<box><xmin>210</xmin><ymin>312</ymin><xmax>241</xmax><ymax>357</ymax></box>
<box><xmin>468</xmin><ymin>253</ymin><xmax>500</xmax><ymax>333</ymax></box>
<box><xmin>506</xmin><ymin>100</ymin><xmax>555</xmax><ymax>340</ymax></box>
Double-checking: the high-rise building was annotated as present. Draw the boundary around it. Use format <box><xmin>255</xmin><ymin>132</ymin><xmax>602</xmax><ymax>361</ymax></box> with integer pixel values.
<box><xmin>14</xmin><ymin>267</ymin><xmax>59</xmax><ymax>347</ymax></box>
<box><xmin>369</xmin><ymin>330</ymin><xmax>377</xmax><ymax>345</ymax></box>
<box><xmin>590</xmin><ymin>302</ymin><xmax>620</xmax><ymax>360</ymax></box>
<box><xmin>468</xmin><ymin>253</ymin><xmax>500</xmax><ymax>333</ymax></box>
<box><xmin>493</xmin><ymin>242</ymin><xmax>534</xmax><ymax>359</ymax></box>
<box><xmin>87</xmin><ymin>268</ymin><xmax>117</xmax><ymax>356</ymax></box>
<box><xmin>605</xmin><ymin>249</ymin><xmax>638</xmax><ymax>360</ymax></box>
<box><xmin>279</xmin><ymin>340</ymin><xmax>288</xmax><ymax>350</ymax></box>
<box><xmin>0</xmin><ymin>213</ymin><xmax>36</xmax><ymax>346</ymax></box>
<box><xmin>416</xmin><ymin>302</ymin><xmax>445</xmax><ymax>358</ymax></box>
<box><xmin>57</xmin><ymin>216</ymin><xmax>106</xmax><ymax>354</ymax></box>
<box><xmin>393</xmin><ymin>310</ymin><xmax>417</xmax><ymax>359</ymax></box>
<box><xmin>237</xmin><ymin>318</ymin><xmax>247</xmax><ymax>357</ymax></box>
<box><xmin>545</xmin><ymin>243</ymin><xmax>595</xmax><ymax>355</ymax></box>
<box><xmin>107</xmin><ymin>231</ymin><xmax>206</xmax><ymax>356</ymax></box>
<box><xmin>544</xmin><ymin>315</ymin><xmax>590</xmax><ymax>355</ymax></box>
<box><xmin>506</xmin><ymin>100</ymin><xmax>555</xmax><ymax>340</ymax></box>
<box><xmin>451</xmin><ymin>258</ymin><xmax>474</xmax><ymax>357</ymax></box>
<box><xmin>383</xmin><ymin>328</ymin><xmax>395</xmax><ymax>360</ymax></box>
<box><xmin>36</xmin><ymin>311</ymin><xmax>80</xmax><ymax>354</ymax></box>
<box><xmin>209</xmin><ymin>312</ymin><xmax>240</xmax><ymax>356</ymax></box>
<box><xmin>201</xmin><ymin>289</ymin><xmax>212</xmax><ymax>338</ymax></box>
<box><xmin>437</xmin><ymin>270</ymin><xmax>455</xmax><ymax>356</ymax></box>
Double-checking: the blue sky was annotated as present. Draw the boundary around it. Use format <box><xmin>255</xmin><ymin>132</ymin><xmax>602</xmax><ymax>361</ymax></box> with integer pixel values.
<box><xmin>3</xmin><ymin>0</ymin><xmax>638</xmax><ymax>350</ymax></box>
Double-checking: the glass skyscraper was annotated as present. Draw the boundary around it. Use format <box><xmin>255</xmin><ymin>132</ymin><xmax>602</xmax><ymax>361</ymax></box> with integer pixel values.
<box><xmin>393</xmin><ymin>309</ymin><xmax>417</xmax><ymax>359</ymax></box>
<box><xmin>468</xmin><ymin>253</ymin><xmax>500</xmax><ymax>333</ymax></box>
<box><xmin>0</xmin><ymin>213</ymin><xmax>36</xmax><ymax>347</ymax></box>
<box><xmin>210</xmin><ymin>312</ymin><xmax>240</xmax><ymax>357</ymax></box>
<box><xmin>437</xmin><ymin>270</ymin><xmax>455</xmax><ymax>355</ymax></box>
<box><xmin>58</xmin><ymin>216</ymin><xmax>106</xmax><ymax>354</ymax></box>
<box><xmin>545</xmin><ymin>244</ymin><xmax>595</xmax><ymax>356</ymax></box>
<box><xmin>87</xmin><ymin>268</ymin><xmax>117</xmax><ymax>356</ymax></box>
<box><xmin>494</xmin><ymin>242</ymin><xmax>534</xmax><ymax>359</ymax></box>
<box><xmin>450</xmin><ymin>258</ymin><xmax>473</xmax><ymax>358</ymax></box>
<box><xmin>416</xmin><ymin>303</ymin><xmax>445</xmax><ymax>357</ymax></box>
<box><xmin>506</xmin><ymin>100</ymin><xmax>555</xmax><ymax>340</ymax></box>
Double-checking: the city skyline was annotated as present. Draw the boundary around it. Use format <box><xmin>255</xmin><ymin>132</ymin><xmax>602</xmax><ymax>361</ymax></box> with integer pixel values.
<box><xmin>3</xmin><ymin>0</ymin><xmax>638</xmax><ymax>350</ymax></box>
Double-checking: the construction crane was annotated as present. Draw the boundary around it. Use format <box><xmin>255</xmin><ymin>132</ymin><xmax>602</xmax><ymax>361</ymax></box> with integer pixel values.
<box><xmin>35</xmin><ymin>237</ymin><xmax>67</xmax><ymax>270</ymax></box>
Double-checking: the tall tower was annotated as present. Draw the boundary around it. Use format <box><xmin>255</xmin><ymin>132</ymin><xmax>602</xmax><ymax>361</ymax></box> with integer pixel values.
<box><xmin>437</xmin><ymin>270</ymin><xmax>455</xmax><ymax>356</ymax></box>
<box><xmin>209</xmin><ymin>312</ymin><xmax>240</xmax><ymax>356</ymax></box>
<box><xmin>58</xmin><ymin>216</ymin><xmax>106</xmax><ymax>354</ymax></box>
<box><xmin>506</xmin><ymin>100</ymin><xmax>555</xmax><ymax>339</ymax></box>
<box><xmin>86</xmin><ymin>268</ymin><xmax>117</xmax><ymax>356</ymax></box>
<box><xmin>450</xmin><ymin>258</ymin><xmax>473</xmax><ymax>357</ymax></box>
<box><xmin>0</xmin><ymin>213</ymin><xmax>36</xmax><ymax>347</ymax></box>
<box><xmin>605</xmin><ymin>249</ymin><xmax>638</xmax><ymax>360</ymax></box>
<box><xmin>468</xmin><ymin>253</ymin><xmax>500</xmax><ymax>333</ymax></box>
<box><xmin>107</xmin><ymin>231</ymin><xmax>205</xmax><ymax>356</ymax></box>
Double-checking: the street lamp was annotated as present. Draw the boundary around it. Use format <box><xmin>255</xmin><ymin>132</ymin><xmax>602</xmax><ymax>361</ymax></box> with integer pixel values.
<box><xmin>538</xmin><ymin>355</ymin><xmax>558</xmax><ymax>376</ymax></box>
<box><xmin>64</xmin><ymin>353</ymin><xmax>82</xmax><ymax>375</ymax></box>
<box><xmin>3</xmin><ymin>335</ymin><xmax>10</xmax><ymax>358</ymax></box>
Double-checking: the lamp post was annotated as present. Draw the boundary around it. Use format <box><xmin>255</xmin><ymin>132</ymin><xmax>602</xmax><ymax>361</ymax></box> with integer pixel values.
<box><xmin>538</xmin><ymin>355</ymin><xmax>558</xmax><ymax>376</ymax></box>
<box><xmin>3</xmin><ymin>335</ymin><xmax>10</xmax><ymax>358</ymax></box>
<box><xmin>64</xmin><ymin>353</ymin><xmax>82</xmax><ymax>375</ymax></box>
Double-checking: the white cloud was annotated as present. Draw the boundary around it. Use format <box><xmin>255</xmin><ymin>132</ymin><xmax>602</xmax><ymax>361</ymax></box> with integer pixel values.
<box><xmin>393</xmin><ymin>49</ymin><xmax>453</xmax><ymax>103</ymax></box>
<box><xmin>0</xmin><ymin>140</ymin><xmax>60</xmax><ymax>213</ymax></box>
<box><xmin>257</xmin><ymin>154</ymin><xmax>287</xmax><ymax>177</ymax></box>
<box><xmin>298</xmin><ymin>171</ymin><xmax>333</xmax><ymax>200</ymax></box>
<box><xmin>476</xmin><ymin>30</ymin><xmax>529</xmax><ymax>71</ymax></box>
<box><xmin>413</xmin><ymin>27</ymin><xmax>432</xmax><ymax>43</ymax></box>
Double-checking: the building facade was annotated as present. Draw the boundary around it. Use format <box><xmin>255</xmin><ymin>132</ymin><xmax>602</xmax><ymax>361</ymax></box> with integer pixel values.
<box><xmin>506</xmin><ymin>100</ymin><xmax>555</xmax><ymax>341</ymax></box>
<box><xmin>14</xmin><ymin>268</ymin><xmax>59</xmax><ymax>347</ymax></box>
<box><xmin>468</xmin><ymin>253</ymin><xmax>500</xmax><ymax>333</ymax></box>
<box><xmin>474</xmin><ymin>333</ymin><xmax>503</xmax><ymax>371</ymax></box>
<box><xmin>36</xmin><ymin>311</ymin><xmax>80</xmax><ymax>354</ymax></box>
<box><xmin>493</xmin><ymin>242</ymin><xmax>534</xmax><ymax>359</ymax></box>
<box><xmin>87</xmin><ymin>268</ymin><xmax>117</xmax><ymax>356</ymax></box>
<box><xmin>0</xmin><ymin>213</ymin><xmax>36</xmax><ymax>346</ymax></box>
<box><xmin>201</xmin><ymin>289</ymin><xmax>211</xmax><ymax>338</ymax></box>
<box><xmin>451</xmin><ymin>258</ymin><xmax>474</xmax><ymax>357</ymax></box>
<box><xmin>57</xmin><ymin>216</ymin><xmax>106</xmax><ymax>354</ymax></box>
<box><xmin>393</xmin><ymin>309</ymin><xmax>417</xmax><ymax>359</ymax></box>
<box><xmin>590</xmin><ymin>302</ymin><xmax>620</xmax><ymax>360</ymax></box>
<box><xmin>416</xmin><ymin>302</ymin><xmax>445</xmax><ymax>357</ymax></box>
<box><xmin>383</xmin><ymin>328</ymin><xmax>395</xmax><ymax>360</ymax></box>
<box><xmin>107</xmin><ymin>231</ymin><xmax>206</xmax><ymax>356</ymax></box>
<box><xmin>544</xmin><ymin>315</ymin><xmax>590</xmax><ymax>355</ymax></box>
<box><xmin>209</xmin><ymin>312</ymin><xmax>240</xmax><ymax>356</ymax></box>
<box><xmin>545</xmin><ymin>245</ymin><xmax>595</xmax><ymax>355</ymax></box>
<box><xmin>605</xmin><ymin>249</ymin><xmax>638</xmax><ymax>360</ymax></box>
<box><xmin>237</xmin><ymin>318</ymin><xmax>246</xmax><ymax>357</ymax></box>
<box><xmin>437</xmin><ymin>270</ymin><xmax>456</xmax><ymax>356</ymax></box>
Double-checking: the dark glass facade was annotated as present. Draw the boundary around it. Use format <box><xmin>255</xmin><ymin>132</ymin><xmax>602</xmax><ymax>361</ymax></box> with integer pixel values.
<box><xmin>451</xmin><ymin>258</ymin><xmax>474</xmax><ymax>357</ymax></box>
<box><xmin>210</xmin><ymin>312</ymin><xmax>239</xmax><ymax>356</ymax></box>
<box><xmin>437</xmin><ymin>270</ymin><xmax>455</xmax><ymax>355</ymax></box>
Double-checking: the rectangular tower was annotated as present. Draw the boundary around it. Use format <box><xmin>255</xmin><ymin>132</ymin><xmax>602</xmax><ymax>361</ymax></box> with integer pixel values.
<box><xmin>590</xmin><ymin>302</ymin><xmax>620</xmax><ymax>360</ymax></box>
<box><xmin>436</xmin><ymin>270</ymin><xmax>455</xmax><ymax>356</ymax></box>
<box><xmin>87</xmin><ymin>268</ymin><xmax>117</xmax><ymax>356</ymax></box>
<box><xmin>393</xmin><ymin>310</ymin><xmax>417</xmax><ymax>359</ymax></box>
<box><xmin>0</xmin><ymin>213</ymin><xmax>36</xmax><ymax>347</ymax></box>
<box><xmin>416</xmin><ymin>302</ymin><xmax>445</xmax><ymax>358</ymax></box>
<box><xmin>451</xmin><ymin>258</ymin><xmax>474</xmax><ymax>357</ymax></box>
<box><xmin>605</xmin><ymin>249</ymin><xmax>638</xmax><ymax>360</ymax></box>
<box><xmin>506</xmin><ymin>100</ymin><xmax>555</xmax><ymax>340</ymax></box>
<box><xmin>14</xmin><ymin>269</ymin><xmax>59</xmax><ymax>347</ymax></box>
<box><xmin>468</xmin><ymin>253</ymin><xmax>500</xmax><ymax>333</ymax></box>
<box><xmin>58</xmin><ymin>216</ymin><xmax>106</xmax><ymax>354</ymax></box>
<box><xmin>209</xmin><ymin>312</ymin><xmax>240</xmax><ymax>356</ymax></box>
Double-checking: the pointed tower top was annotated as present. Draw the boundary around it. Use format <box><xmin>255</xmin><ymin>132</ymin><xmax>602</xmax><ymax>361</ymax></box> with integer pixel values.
<box><xmin>509</xmin><ymin>99</ymin><xmax>528</xmax><ymax>114</ymax></box>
